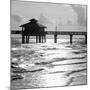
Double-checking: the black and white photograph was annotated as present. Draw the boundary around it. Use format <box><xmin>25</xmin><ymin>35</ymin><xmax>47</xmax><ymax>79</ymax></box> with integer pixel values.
<box><xmin>11</xmin><ymin>0</ymin><xmax>87</xmax><ymax>89</ymax></box>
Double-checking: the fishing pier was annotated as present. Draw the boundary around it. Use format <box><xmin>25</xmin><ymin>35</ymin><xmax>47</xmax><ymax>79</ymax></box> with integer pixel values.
<box><xmin>11</xmin><ymin>18</ymin><xmax>87</xmax><ymax>44</ymax></box>
<box><xmin>47</xmin><ymin>31</ymin><xmax>87</xmax><ymax>44</ymax></box>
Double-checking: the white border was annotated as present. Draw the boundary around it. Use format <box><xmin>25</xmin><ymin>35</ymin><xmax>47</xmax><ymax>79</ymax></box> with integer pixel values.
<box><xmin>0</xmin><ymin>0</ymin><xmax>89</xmax><ymax>90</ymax></box>
<box><xmin>19</xmin><ymin>0</ymin><xmax>88</xmax><ymax>5</ymax></box>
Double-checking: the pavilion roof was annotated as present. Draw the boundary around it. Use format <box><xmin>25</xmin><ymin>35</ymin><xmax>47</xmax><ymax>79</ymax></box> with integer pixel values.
<box><xmin>20</xmin><ymin>18</ymin><xmax>46</xmax><ymax>28</ymax></box>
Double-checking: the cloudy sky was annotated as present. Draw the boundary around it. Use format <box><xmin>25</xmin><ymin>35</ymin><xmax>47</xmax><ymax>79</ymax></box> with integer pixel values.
<box><xmin>11</xmin><ymin>0</ymin><xmax>87</xmax><ymax>31</ymax></box>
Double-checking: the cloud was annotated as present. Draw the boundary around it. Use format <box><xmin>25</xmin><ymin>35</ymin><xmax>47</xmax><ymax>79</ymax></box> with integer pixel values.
<box><xmin>42</xmin><ymin>4</ymin><xmax>78</xmax><ymax>25</ymax></box>
<box><xmin>11</xmin><ymin>14</ymin><xmax>22</xmax><ymax>22</ymax></box>
<box><xmin>11</xmin><ymin>14</ymin><xmax>23</xmax><ymax>30</ymax></box>
<box><xmin>71</xmin><ymin>5</ymin><xmax>87</xmax><ymax>26</ymax></box>
<box><xmin>38</xmin><ymin>13</ymin><xmax>56</xmax><ymax>31</ymax></box>
<box><xmin>11</xmin><ymin>1</ymin><xmax>87</xmax><ymax>31</ymax></box>
<box><xmin>11</xmin><ymin>14</ymin><xmax>29</xmax><ymax>30</ymax></box>
<box><xmin>38</xmin><ymin>13</ymin><xmax>53</xmax><ymax>25</ymax></box>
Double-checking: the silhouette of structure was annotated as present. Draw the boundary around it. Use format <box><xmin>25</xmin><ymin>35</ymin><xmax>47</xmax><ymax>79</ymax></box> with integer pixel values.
<box><xmin>20</xmin><ymin>18</ymin><xmax>47</xmax><ymax>43</ymax></box>
<box><xmin>12</xmin><ymin>18</ymin><xmax>87</xmax><ymax>44</ymax></box>
<box><xmin>11</xmin><ymin>30</ymin><xmax>87</xmax><ymax>44</ymax></box>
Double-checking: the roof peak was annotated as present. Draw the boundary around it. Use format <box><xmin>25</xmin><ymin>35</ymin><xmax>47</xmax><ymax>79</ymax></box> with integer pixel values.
<box><xmin>29</xmin><ymin>18</ymin><xmax>38</xmax><ymax>22</ymax></box>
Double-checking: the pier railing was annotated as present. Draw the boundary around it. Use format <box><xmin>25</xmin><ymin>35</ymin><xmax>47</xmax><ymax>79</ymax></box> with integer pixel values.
<box><xmin>46</xmin><ymin>31</ymin><xmax>87</xmax><ymax>35</ymax></box>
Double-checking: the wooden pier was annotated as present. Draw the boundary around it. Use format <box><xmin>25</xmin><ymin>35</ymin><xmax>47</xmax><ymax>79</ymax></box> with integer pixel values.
<box><xmin>11</xmin><ymin>18</ymin><xmax>87</xmax><ymax>44</ymax></box>
<box><xmin>46</xmin><ymin>31</ymin><xmax>87</xmax><ymax>44</ymax></box>
<box><xmin>11</xmin><ymin>30</ymin><xmax>87</xmax><ymax>44</ymax></box>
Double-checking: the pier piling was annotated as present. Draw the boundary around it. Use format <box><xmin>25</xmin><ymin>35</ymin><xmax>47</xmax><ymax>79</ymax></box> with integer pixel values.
<box><xmin>70</xmin><ymin>35</ymin><xmax>73</xmax><ymax>44</ymax></box>
<box><xmin>44</xmin><ymin>35</ymin><xmax>46</xmax><ymax>43</ymax></box>
<box><xmin>39</xmin><ymin>35</ymin><xmax>41</xmax><ymax>43</ymax></box>
<box><xmin>36</xmin><ymin>35</ymin><xmax>38</xmax><ymax>43</ymax></box>
<box><xmin>22</xmin><ymin>35</ymin><xmax>25</xmax><ymax>44</ymax></box>
<box><xmin>42</xmin><ymin>36</ymin><xmax>44</xmax><ymax>43</ymax></box>
<box><xmin>54</xmin><ymin>32</ymin><xmax>57</xmax><ymax>43</ymax></box>
<box><xmin>85</xmin><ymin>35</ymin><xmax>87</xmax><ymax>44</ymax></box>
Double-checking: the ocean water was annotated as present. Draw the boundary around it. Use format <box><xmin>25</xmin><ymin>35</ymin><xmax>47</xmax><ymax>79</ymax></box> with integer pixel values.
<box><xmin>11</xmin><ymin>37</ymin><xmax>87</xmax><ymax>89</ymax></box>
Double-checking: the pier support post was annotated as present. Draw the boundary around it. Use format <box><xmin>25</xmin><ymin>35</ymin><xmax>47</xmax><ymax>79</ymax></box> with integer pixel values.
<box><xmin>22</xmin><ymin>27</ymin><xmax>25</xmax><ymax>44</ymax></box>
<box><xmin>22</xmin><ymin>35</ymin><xmax>25</xmax><ymax>44</ymax></box>
<box><xmin>28</xmin><ymin>36</ymin><xmax>29</xmax><ymax>43</ymax></box>
<box><xmin>85</xmin><ymin>35</ymin><xmax>87</xmax><ymax>44</ymax></box>
<box><xmin>26</xmin><ymin>35</ymin><xmax>28</xmax><ymax>43</ymax></box>
<box><xmin>44</xmin><ymin>35</ymin><xmax>46</xmax><ymax>43</ymax></box>
<box><xmin>26</xmin><ymin>36</ymin><xmax>27</xmax><ymax>43</ymax></box>
<box><xmin>54</xmin><ymin>34</ymin><xmax>57</xmax><ymax>43</ymax></box>
<box><xmin>70</xmin><ymin>35</ymin><xmax>73</xmax><ymax>44</ymax></box>
<box><xmin>42</xmin><ymin>36</ymin><xmax>44</xmax><ymax>43</ymax></box>
<box><xmin>26</xmin><ymin>35</ymin><xmax>29</xmax><ymax>43</ymax></box>
<box><xmin>36</xmin><ymin>35</ymin><xmax>38</xmax><ymax>43</ymax></box>
<box><xmin>39</xmin><ymin>35</ymin><xmax>41</xmax><ymax>43</ymax></box>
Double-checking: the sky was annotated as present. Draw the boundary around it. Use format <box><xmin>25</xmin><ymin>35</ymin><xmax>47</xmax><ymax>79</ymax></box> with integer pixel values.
<box><xmin>11</xmin><ymin>0</ymin><xmax>87</xmax><ymax>32</ymax></box>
